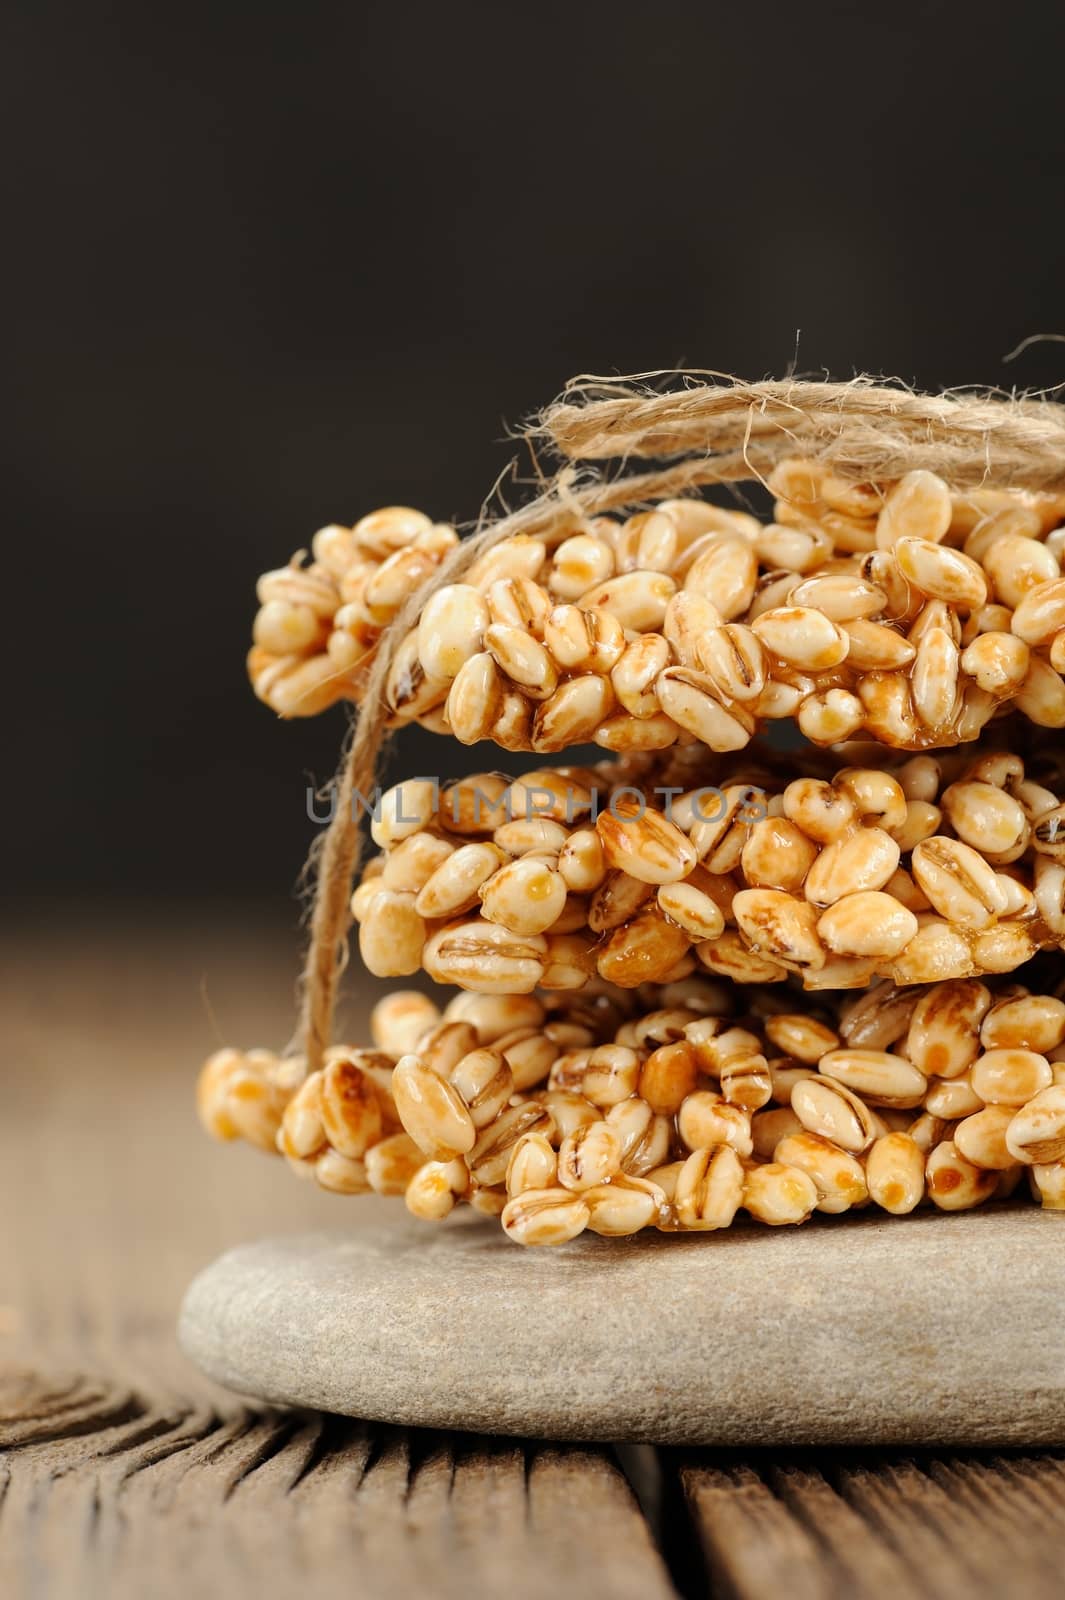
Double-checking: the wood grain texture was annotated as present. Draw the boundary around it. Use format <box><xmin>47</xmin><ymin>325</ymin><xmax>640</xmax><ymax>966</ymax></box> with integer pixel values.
<box><xmin>0</xmin><ymin>1390</ymin><xmax>673</xmax><ymax>1600</ymax></box>
<box><xmin>0</xmin><ymin>919</ymin><xmax>674</xmax><ymax>1600</ymax></box>
<box><xmin>2</xmin><ymin>917</ymin><xmax>1065</xmax><ymax>1598</ymax></box>
<box><xmin>679</xmin><ymin>1451</ymin><xmax>1065</xmax><ymax>1600</ymax></box>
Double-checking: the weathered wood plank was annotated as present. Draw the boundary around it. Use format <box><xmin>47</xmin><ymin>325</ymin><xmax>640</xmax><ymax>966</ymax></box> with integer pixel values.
<box><xmin>0</xmin><ymin>929</ymin><xmax>675</xmax><ymax>1598</ymax></box>
<box><xmin>681</xmin><ymin>1450</ymin><xmax>1065</xmax><ymax>1600</ymax></box>
<box><xmin>0</xmin><ymin>1400</ymin><xmax>676</xmax><ymax>1600</ymax></box>
<box><xmin>845</xmin><ymin>1454</ymin><xmax>1065</xmax><ymax>1600</ymax></box>
<box><xmin>680</xmin><ymin>1461</ymin><xmax>834</xmax><ymax>1600</ymax></box>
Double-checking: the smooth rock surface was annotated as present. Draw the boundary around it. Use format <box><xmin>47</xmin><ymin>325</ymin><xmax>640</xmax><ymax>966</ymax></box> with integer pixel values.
<box><xmin>180</xmin><ymin>1206</ymin><xmax>1065</xmax><ymax>1446</ymax></box>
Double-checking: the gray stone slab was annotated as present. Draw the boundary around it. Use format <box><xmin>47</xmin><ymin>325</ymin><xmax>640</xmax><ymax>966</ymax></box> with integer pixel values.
<box><xmin>179</xmin><ymin>1206</ymin><xmax>1065</xmax><ymax>1446</ymax></box>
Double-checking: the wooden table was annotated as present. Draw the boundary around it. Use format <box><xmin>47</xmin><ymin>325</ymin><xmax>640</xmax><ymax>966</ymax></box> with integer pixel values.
<box><xmin>3</xmin><ymin>917</ymin><xmax>1064</xmax><ymax>1598</ymax></box>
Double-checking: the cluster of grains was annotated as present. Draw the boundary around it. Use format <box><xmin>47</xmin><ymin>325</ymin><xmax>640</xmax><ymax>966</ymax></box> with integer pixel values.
<box><xmin>217</xmin><ymin>430</ymin><xmax>1065</xmax><ymax>1249</ymax></box>
<box><xmin>352</xmin><ymin>741</ymin><xmax>1065</xmax><ymax>995</ymax></box>
<box><xmin>197</xmin><ymin>972</ymin><xmax>1065</xmax><ymax>1244</ymax></box>
<box><xmin>246</xmin><ymin>465</ymin><xmax>1065</xmax><ymax>753</ymax></box>
<box><xmin>247</xmin><ymin>508</ymin><xmax>460</xmax><ymax>717</ymax></box>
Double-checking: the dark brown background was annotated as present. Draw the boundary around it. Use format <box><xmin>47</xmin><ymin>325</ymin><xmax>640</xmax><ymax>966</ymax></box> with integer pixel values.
<box><xmin>7</xmin><ymin>0</ymin><xmax>1065</xmax><ymax>914</ymax></box>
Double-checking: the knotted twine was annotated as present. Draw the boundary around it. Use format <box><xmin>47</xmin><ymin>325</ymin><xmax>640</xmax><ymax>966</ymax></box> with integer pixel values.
<box><xmin>296</xmin><ymin>374</ymin><xmax>1065</xmax><ymax>1072</ymax></box>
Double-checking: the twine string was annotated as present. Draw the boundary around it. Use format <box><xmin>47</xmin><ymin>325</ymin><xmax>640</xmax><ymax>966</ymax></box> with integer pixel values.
<box><xmin>296</xmin><ymin>375</ymin><xmax>1065</xmax><ymax>1071</ymax></box>
<box><xmin>541</xmin><ymin>376</ymin><xmax>1065</xmax><ymax>488</ymax></box>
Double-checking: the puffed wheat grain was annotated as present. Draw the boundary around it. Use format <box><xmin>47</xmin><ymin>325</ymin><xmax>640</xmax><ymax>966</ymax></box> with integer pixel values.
<box><xmin>866</xmin><ymin>1132</ymin><xmax>925</xmax><ymax>1214</ymax></box>
<box><xmin>501</xmin><ymin>1188</ymin><xmax>590</xmax><ymax>1246</ymax></box>
<box><xmin>926</xmin><ymin>1140</ymin><xmax>998</xmax><ymax>1210</ymax></box>
<box><xmin>674</xmin><ymin>1145</ymin><xmax>745</xmax><ymax>1229</ymax></box>
<box><xmin>773</xmin><ymin>1131</ymin><xmax>868</xmax><ymax>1213</ymax></box>
<box><xmin>743</xmin><ymin>1162</ymin><xmax>819</xmax><ymax>1225</ymax></box>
